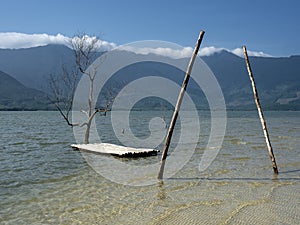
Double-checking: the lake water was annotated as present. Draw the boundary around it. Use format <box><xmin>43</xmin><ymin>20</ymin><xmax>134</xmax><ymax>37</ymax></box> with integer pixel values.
<box><xmin>0</xmin><ymin>111</ymin><xmax>299</xmax><ymax>224</ymax></box>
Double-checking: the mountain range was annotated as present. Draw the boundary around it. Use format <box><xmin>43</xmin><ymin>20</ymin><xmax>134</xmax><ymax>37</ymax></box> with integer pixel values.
<box><xmin>0</xmin><ymin>44</ymin><xmax>299</xmax><ymax>110</ymax></box>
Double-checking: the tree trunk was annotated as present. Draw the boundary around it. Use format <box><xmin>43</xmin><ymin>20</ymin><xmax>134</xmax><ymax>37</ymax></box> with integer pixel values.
<box><xmin>242</xmin><ymin>46</ymin><xmax>279</xmax><ymax>175</ymax></box>
<box><xmin>85</xmin><ymin>71</ymin><xmax>95</xmax><ymax>144</ymax></box>
<box><xmin>84</xmin><ymin>122</ymin><xmax>91</xmax><ymax>144</ymax></box>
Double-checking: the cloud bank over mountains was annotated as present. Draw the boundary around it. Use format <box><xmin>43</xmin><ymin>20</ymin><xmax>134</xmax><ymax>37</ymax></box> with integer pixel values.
<box><xmin>0</xmin><ymin>33</ymin><xmax>69</xmax><ymax>49</ymax></box>
<box><xmin>0</xmin><ymin>32</ymin><xmax>272</xmax><ymax>58</ymax></box>
<box><xmin>0</xmin><ymin>32</ymin><xmax>116</xmax><ymax>51</ymax></box>
<box><xmin>199</xmin><ymin>46</ymin><xmax>272</xmax><ymax>58</ymax></box>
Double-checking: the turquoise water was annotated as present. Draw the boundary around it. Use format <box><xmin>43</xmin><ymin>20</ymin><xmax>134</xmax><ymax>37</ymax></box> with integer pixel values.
<box><xmin>0</xmin><ymin>111</ymin><xmax>299</xmax><ymax>224</ymax></box>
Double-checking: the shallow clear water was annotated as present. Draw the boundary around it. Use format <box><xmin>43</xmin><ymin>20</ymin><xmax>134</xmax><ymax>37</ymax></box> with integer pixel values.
<box><xmin>0</xmin><ymin>111</ymin><xmax>299</xmax><ymax>224</ymax></box>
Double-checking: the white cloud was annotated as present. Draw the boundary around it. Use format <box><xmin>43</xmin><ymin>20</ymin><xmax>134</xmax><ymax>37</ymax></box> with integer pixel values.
<box><xmin>70</xmin><ymin>35</ymin><xmax>116</xmax><ymax>51</ymax></box>
<box><xmin>0</xmin><ymin>32</ymin><xmax>69</xmax><ymax>49</ymax></box>
<box><xmin>231</xmin><ymin>48</ymin><xmax>272</xmax><ymax>57</ymax></box>
<box><xmin>199</xmin><ymin>46</ymin><xmax>272</xmax><ymax>58</ymax></box>
<box><xmin>100</xmin><ymin>40</ymin><xmax>117</xmax><ymax>51</ymax></box>
<box><xmin>0</xmin><ymin>32</ymin><xmax>116</xmax><ymax>51</ymax></box>
<box><xmin>117</xmin><ymin>45</ymin><xmax>194</xmax><ymax>59</ymax></box>
<box><xmin>199</xmin><ymin>46</ymin><xmax>225</xmax><ymax>56</ymax></box>
<box><xmin>0</xmin><ymin>32</ymin><xmax>272</xmax><ymax>58</ymax></box>
<box><xmin>117</xmin><ymin>45</ymin><xmax>273</xmax><ymax>59</ymax></box>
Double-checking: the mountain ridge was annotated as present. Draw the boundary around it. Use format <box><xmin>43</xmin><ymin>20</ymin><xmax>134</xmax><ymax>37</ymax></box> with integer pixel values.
<box><xmin>0</xmin><ymin>44</ymin><xmax>299</xmax><ymax>110</ymax></box>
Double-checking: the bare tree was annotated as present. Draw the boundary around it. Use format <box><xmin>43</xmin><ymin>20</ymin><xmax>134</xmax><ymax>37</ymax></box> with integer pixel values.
<box><xmin>50</xmin><ymin>33</ymin><xmax>113</xmax><ymax>144</ymax></box>
<box><xmin>49</xmin><ymin>64</ymin><xmax>78</xmax><ymax>127</ymax></box>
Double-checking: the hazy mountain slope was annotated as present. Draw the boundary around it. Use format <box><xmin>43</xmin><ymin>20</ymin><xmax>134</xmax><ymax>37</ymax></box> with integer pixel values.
<box><xmin>202</xmin><ymin>51</ymin><xmax>300</xmax><ymax>109</ymax></box>
<box><xmin>0</xmin><ymin>70</ymin><xmax>52</xmax><ymax>110</ymax></box>
<box><xmin>0</xmin><ymin>44</ymin><xmax>75</xmax><ymax>92</ymax></box>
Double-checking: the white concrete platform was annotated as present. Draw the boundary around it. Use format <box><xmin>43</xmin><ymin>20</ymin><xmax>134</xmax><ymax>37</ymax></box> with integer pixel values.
<box><xmin>71</xmin><ymin>143</ymin><xmax>159</xmax><ymax>157</ymax></box>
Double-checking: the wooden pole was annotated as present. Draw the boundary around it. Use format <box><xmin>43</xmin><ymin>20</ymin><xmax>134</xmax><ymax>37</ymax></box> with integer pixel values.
<box><xmin>158</xmin><ymin>30</ymin><xmax>205</xmax><ymax>179</ymax></box>
<box><xmin>242</xmin><ymin>46</ymin><xmax>279</xmax><ymax>174</ymax></box>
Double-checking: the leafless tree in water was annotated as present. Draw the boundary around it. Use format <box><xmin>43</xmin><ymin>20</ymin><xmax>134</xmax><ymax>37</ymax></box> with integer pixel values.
<box><xmin>49</xmin><ymin>33</ymin><xmax>114</xmax><ymax>144</ymax></box>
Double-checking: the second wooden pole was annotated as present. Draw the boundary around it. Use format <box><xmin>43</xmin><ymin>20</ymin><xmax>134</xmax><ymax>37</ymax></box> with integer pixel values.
<box><xmin>243</xmin><ymin>45</ymin><xmax>279</xmax><ymax>174</ymax></box>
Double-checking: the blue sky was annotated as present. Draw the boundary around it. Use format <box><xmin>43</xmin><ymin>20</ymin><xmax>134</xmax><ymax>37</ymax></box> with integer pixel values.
<box><xmin>0</xmin><ymin>0</ymin><xmax>299</xmax><ymax>56</ymax></box>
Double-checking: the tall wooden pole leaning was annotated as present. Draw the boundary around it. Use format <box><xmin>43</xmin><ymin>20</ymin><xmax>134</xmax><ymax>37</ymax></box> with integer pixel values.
<box><xmin>158</xmin><ymin>31</ymin><xmax>205</xmax><ymax>179</ymax></box>
<box><xmin>242</xmin><ymin>46</ymin><xmax>279</xmax><ymax>174</ymax></box>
